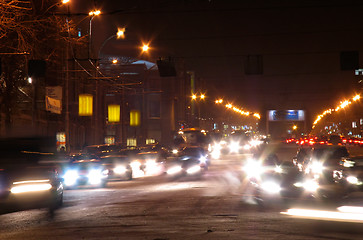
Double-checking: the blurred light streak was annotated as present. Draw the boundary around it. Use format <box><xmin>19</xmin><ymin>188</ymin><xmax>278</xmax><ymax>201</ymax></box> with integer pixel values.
<box><xmin>281</xmin><ymin>208</ymin><xmax>363</xmax><ymax>223</ymax></box>
<box><xmin>338</xmin><ymin>206</ymin><xmax>363</xmax><ymax>214</ymax></box>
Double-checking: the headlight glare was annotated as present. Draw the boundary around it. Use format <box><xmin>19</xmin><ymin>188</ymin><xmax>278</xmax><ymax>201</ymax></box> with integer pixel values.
<box><xmin>167</xmin><ymin>166</ymin><xmax>182</xmax><ymax>175</ymax></box>
<box><xmin>88</xmin><ymin>169</ymin><xmax>104</xmax><ymax>185</ymax></box>
<box><xmin>114</xmin><ymin>166</ymin><xmax>127</xmax><ymax>174</ymax></box>
<box><xmin>186</xmin><ymin>165</ymin><xmax>201</xmax><ymax>174</ymax></box>
<box><xmin>347</xmin><ymin>176</ymin><xmax>359</xmax><ymax>185</ymax></box>
<box><xmin>63</xmin><ymin>170</ymin><xmax>79</xmax><ymax>186</ymax></box>
<box><xmin>243</xmin><ymin>159</ymin><xmax>264</xmax><ymax>179</ymax></box>
<box><xmin>310</xmin><ymin>161</ymin><xmax>324</xmax><ymax>174</ymax></box>
<box><xmin>11</xmin><ymin>180</ymin><xmax>52</xmax><ymax>194</ymax></box>
<box><xmin>260</xmin><ymin>181</ymin><xmax>281</xmax><ymax>194</ymax></box>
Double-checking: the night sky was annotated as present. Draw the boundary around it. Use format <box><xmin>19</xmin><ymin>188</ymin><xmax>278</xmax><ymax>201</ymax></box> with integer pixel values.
<box><xmin>72</xmin><ymin>0</ymin><xmax>363</xmax><ymax>119</ymax></box>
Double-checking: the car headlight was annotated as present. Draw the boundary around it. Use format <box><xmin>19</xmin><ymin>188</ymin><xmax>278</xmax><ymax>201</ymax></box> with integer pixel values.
<box><xmin>63</xmin><ymin>170</ymin><xmax>79</xmax><ymax>186</ymax></box>
<box><xmin>199</xmin><ymin>156</ymin><xmax>208</xmax><ymax>164</ymax></box>
<box><xmin>347</xmin><ymin>176</ymin><xmax>360</xmax><ymax>185</ymax></box>
<box><xmin>260</xmin><ymin>181</ymin><xmax>281</xmax><ymax>194</ymax></box>
<box><xmin>309</xmin><ymin>161</ymin><xmax>324</xmax><ymax>174</ymax></box>
<box><xmin>343</xmin><ymin>160</ymin><xmax>355</xmax><ymax>168</ymax></box>
<box><xmin>145</xmin><ymin>159</ymin><xmax>162</xmax><ymax>175</ymax></box>
<box><xmin>229</xmin><ymin>141</ymin><xmax>240</xmax><ymax>153</ymax></box>
<box><xmin>11</xmin><ymin>180</ymin><xmax>52</xmax><ymax>194</ymax></box>
<box><xmin>294</xmin><ymin>179</ymin><xmax>319</xmax><ymax>192</ymax></box>
<box><xmin>88</xmin><ymin>169</ymin><xmax>105</xmax><ymax>185</ymax></box>
<box><xmin>249</xmin><ymin>139</ymin><xmax>262</xmax><ymax>147</ymax></box>
<box><xmin>130</xmin><ymin>161</ymin><xmax>141</xmax><ymax>170</ymax></box>
<box><xmin>186</xmin><ymin>165</ymin><xmax>201</xmax><ymax>174</ymax></box>
<box><xmin>114</xmin><ymin>166</ymin><xmax>127</xmax><ymax>174</ymax></box>
<box><xmin>243</xmin><ymin>159</ymin><xmax>264</xmax><ymax>179</ymax></box>
<box><xmin>274</xmin><ymin>165</ymin><xmax>283</xmax><ymax>173</ymax></box>
<box><xmin>167</xmin><ymin>166</ymin><xmax>182</xmax><ymax>175</ymax></box>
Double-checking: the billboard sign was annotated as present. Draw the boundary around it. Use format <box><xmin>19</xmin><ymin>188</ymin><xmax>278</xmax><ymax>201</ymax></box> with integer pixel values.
<box><xmin>268</xmin><ymin>110</ymin><xmax>305</xmax><ymax>121</ymax></box>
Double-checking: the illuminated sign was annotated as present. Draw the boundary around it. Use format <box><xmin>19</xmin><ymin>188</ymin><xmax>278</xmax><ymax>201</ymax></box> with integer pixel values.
<box><xmin>268</xmin><ymin>110</ymin><xmax>305</xmax><ymax>121</ymax></box>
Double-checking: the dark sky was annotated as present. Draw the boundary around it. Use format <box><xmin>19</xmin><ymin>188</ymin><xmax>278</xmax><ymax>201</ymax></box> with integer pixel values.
<box><xmin>72</xmin><ymin>0</ymin><xmax>363</xmax><ymax>117</ymax></box>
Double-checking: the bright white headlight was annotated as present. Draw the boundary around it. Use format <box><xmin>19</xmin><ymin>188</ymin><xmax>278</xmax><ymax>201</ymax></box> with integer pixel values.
<box><xmin>114</xmin><ymin>166</ymin><xmax>127</xmax><ymax>174</ymax></box>
<box><xmin>274</xmin><ymin>165</ymin><xmax>283</xmax><ymax>173</ymax></box>
<box><xmin>347</xmin><ymin>176</ymin><xmax>359</xmax><ymax>185</ymax></box>
<box><xmin>167</xmin><ymin>166</ymin><xmax>182</xmax><ymax>175</ymax></box>
<box><xmin>294</xmin><ymin>179</ymin><xmax>319</xmax><ymax>192</ymax></box>
<box><xmin>186</xmin><ymin>165</ymin><xmax>201</xmax><ymax>174</ymax></box>
<box><xmin>130</xmin><ymin>161</ymin><xmax>141</xmax><ymax>171</ymax></box>
<box><xmin>88</xmin><ymin>169</ymin><xmax>104</xmax><ymax>185</ymax></box>
<box><xmin>229</xmin><ymin>141</ymin><xmax>240</xmax><ymax>153</ymax></box>
<box><xmin>243</xmin><ymin>159</ymin><xmax>265</xmax><ymax>179</ymax></box>
<box><xmin>343</xmin><ymin>160</ymin><xmax>355</xmax><ymax>168</ymax></box>
<box><xmin>63</xmin><ymin>170</ymin><xmax>79</xmax><ymax>186</ymax></box>
<box><xmin>199</xmin><ymin>156</ymin><xmax>207</xmax><ymax>164</ymax></box>
<box><xmin>261</xmin><ymin>181</ymin><xmax>281</xmax><ymax>194</ymax></box>
<box><xmin>310</xmin><ymin>161</ymin><xmax>324</xmax><ymax>174</ymax></box>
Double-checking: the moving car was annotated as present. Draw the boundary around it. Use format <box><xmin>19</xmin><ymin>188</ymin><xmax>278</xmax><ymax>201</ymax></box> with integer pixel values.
<box><xmin>0</xmin><ymin>166</ymin><xmax>63</xmax><ymax>213</ymax></box>
<box><xmin>128</xmin><ymin>144</ymin><xmax>169</xmax><ymax>177</ymax></box>
<box><xmin>304</xmin><ymin>145</ymin><xmax>349</xmax><ymax>184</ymax></box>
<box><xmin>243</xmin><ymin>153</ymin><xmax>305</xmax><ymax>207</ymax></box>
<box><xmin>166</xmin><ymin>146</ymin><xmax>209</xmax><ymax>179</ymax></box>
<box><xmin>62</xmin><ymin>158</ymin><xmax>108</xmax><ymax>189</ymax></box>
<box><xmin>101</xmin><ymin>155</ymin><xmax>133</xmax><ymax>181</ymax></box>
<box><xmin>0</xmin><ymin>137</ymin><xmax>63</xmax><ymax>213</ymax></box>
<box><xmin>334</xmin><ymin>156</ymin><xmax>363</xmax><ymax>192</ymax></box>
<box><xmin>303</xmin><ymin>145</ymin><xmax>349</xmax><ymax>199</ymax></box>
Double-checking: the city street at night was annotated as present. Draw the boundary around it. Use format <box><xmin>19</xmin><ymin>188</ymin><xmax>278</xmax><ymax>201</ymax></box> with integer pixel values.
<box><xmin>3</xmin><ymin>1</ymin><xmax>363</xmax><ymax>239</ymax></box>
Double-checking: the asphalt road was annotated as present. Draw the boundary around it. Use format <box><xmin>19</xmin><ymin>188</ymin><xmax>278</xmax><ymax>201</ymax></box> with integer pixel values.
<box><xmin>2</xmin><ymin>143</ymin><xmax>363</xmax><ymax>240</ymax></box>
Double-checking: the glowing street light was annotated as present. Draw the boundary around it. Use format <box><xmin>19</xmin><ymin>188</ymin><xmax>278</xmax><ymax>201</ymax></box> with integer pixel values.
<box><xmin>117</xmin><ymin>28</ymin><xmax>125</xmax><ymax>39</ymax></box>
<box><xmin>142</xmin><ymin>44</ymin><xmax>150</xmax><ymax>52</ymax></box>
<box><xmin>44</xmin><ymin>0</ymin><xmax>70</xmax><ymax>14</ymax></box>
<box><xmin>353</xmin><ymin>94</ymin><xmax>361</xmax><ymax>101</ymax></box>
<box><xmin>89</xmin><ymin>10</ymin><xmax>101</xmax><ymax>16</ymax></box>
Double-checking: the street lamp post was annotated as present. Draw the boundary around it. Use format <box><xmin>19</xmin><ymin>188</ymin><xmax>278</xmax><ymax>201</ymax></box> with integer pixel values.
<box><xmin>191</xmin><ymin>92</ymin><xmax>206</xmax><ymax>128</ymax></box>
<box><xmin>97</xmin><ymin>29</ymin><xmax>126</xmax><ymax>144</ymax></box>
<box><xmin>98</xmin><ymin>28</ymin><xmax>125</xmax><ymax>59</ymax></box>
<box><xmin>88</xmin><ymin>10</ymin><xmax>101</xmax><ymax>59</ymax></box>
